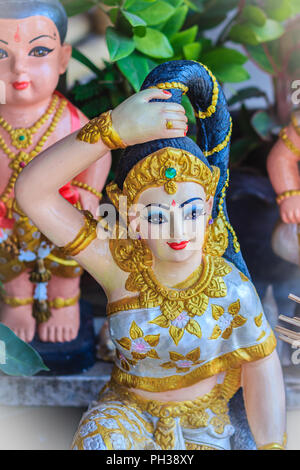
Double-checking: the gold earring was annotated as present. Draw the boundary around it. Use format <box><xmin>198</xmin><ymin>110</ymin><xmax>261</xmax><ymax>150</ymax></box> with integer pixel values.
<box><xmin>203</xmin><ymin>215</ymin><xmax>228</xmax><ymax>257</ymax></box>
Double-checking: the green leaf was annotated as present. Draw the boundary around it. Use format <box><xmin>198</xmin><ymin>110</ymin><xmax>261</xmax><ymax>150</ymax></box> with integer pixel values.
<box><xmin>183</xmin><ymin>41</ymin><xmax>202</xmax><ymax>60</ymax></box>
<box><xmin>134</xmin><ymin>28</ymin><xmax>173</xmax><ymax>58</ymax></box>
<box><xmin>162</xmin><ymin>5</ymin><xmax>189</xmax><ymax>36</ymax></box>
<box><xmin>121</xmin><ymin>10</ymin><xmax>147</xmax><ymax>27</ymax></box>
<box><xmin>61</xmin><ymin>0</ymin><xmax>99</xmax><ymax>16</ymax></box>
<box><xmin>117</xmin><ymin>52</ymin><xmax>157</xmax><ymax>91</ymax></box>
<box><xmin>171</xmin><ymin>26</ymin><xmax>198</xmax><ymax>51</ymax></box>
<box><xmin>214</xmin><ymin>64</ymin><xmax>250</xmax><ymax>83</ymax></box>
<box><xmin>245</xmin><ymin>44</ymin><xmax>275</xmax><ymax>75</ymax></box>
<box><xmin>242</xmin><ymin>5</ymin><xmax>267</xmax><ymax>27</ymax></box>
<box><xmin>183</xmin><ymin>0</ymin><xmax>205</xmax><ymax>12</ymax></box>
<box><xmin>134</xmin><ymin>1</ymin><xmax>175</xmax><ymax>25</ymax></box>
<box><xmin>228</xmin><ymin>87</ymin><xmax>267</xmax><ymax>106</ymax></box>
<box><xmin>0</xmin><ymin>323</ymin><xmax>49</xmax><ymax>376</ymax></box>
<box><xmin>229</xmin><ymin>24</ymin><xmax>259</xmax><ymax>46</ymax></box>
<box><xmin>167</xmin><ymin>0</ymin><xmax>184</xmax><ymax>7</ymax></box>
<box><xmin>181</xmin><ymin>94</ymin><xmax>196</xmax><ymax>125</ymax></box>
<box><xmin>251</xmin><ymin>110</ymin><xmax>276</xmax><ymax>141</ymax></box>
<box><xmin>230</xmin><ymin>137</ymin><xmax>260</xmax><ymax>166</ymax></box>
<box><xmin>201</xmin><ymin>47</ymin><xmax>248</xmax><ymax>68</ymax></box>
<box><xmin>106</xmin><ymin>27</ymin><xmax>135</xmax><ymax>62</ymax></box>
<box><xmin>265</xmin><ymin>0</ymin><xmax>293</xmax><ymax>21</ymax></box>
<box><xmin>290</xmin><ymin>0</ymin><xmax>300</xmax><ymax>14</ymax></box>
<box><xmin>72</xmin><ymin>48</ymin><xmax>102</xmax><ymax>76</ymax></box>
<box><xmin>250</xmin><ymin>19</ymin><xmax>284</xmax><ymax>43</ymax></box>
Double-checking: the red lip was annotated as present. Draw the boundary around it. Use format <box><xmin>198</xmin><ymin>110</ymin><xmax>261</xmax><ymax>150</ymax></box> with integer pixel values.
<box><xmin>12</xmin><ymin>81</ymin><xmax>30</xmax><ymax>90</ymax></box>
<box><xmin>167</xmin><ymin>240</ymin><xmax>190</xmax><ymax>250</ymax></box>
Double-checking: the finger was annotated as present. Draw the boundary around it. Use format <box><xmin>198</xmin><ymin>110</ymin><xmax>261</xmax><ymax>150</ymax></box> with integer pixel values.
<box><xmin>163</xmin><ymin>129</ymin><xmax>186</xmax><ymax>139</ymax></box>
<box><xmin>164</xmin><ymin>112</ymin><xmax>188</xmax><ymax>123</ymax></box>
<box><xmin>289</xmin><ymin>210</ymin><xmax>297</xmax><ymax>224</ymax></box>
<box><xmin>139</xmin><ymin>88</ymin><xmax>173</xmax><ymax>102</ymax></box>
<box><xmin>165</xmin><ymin>119</ymin><xmax>187</xmax><ymax>130</ymax></box>
<box><xmin>163</xmin><ymin>102</ymin><xmax>186</xmax><ymax>114</ymax></box>
<box><xmin>295</xmin><ymin>209</ymin><xmax>300</xmax><ymax>223</ymax></box>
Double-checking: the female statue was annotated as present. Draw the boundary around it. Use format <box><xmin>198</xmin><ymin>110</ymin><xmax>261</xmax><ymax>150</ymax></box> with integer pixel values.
<box><xmin>0</xmin><ymin>0</ymin><xmax>111</xmax><ymax>343</ymax></box>
<box><xmin>15</xmin><ymin>60</ymin><xmax>286</xmax><ymax>450</ymax></box>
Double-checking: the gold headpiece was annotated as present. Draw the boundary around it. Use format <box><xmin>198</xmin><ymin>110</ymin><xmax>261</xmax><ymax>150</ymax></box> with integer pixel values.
<box><xmin>106</xmin><ymin>147</ymin><xmax>220</xmax><ymax>212</ymax></box>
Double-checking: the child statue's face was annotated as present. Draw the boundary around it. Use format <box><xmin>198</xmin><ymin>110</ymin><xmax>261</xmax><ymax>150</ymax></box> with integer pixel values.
<box><xmin>132</xmin><ymin>181</ymin><xmax>213</xmax><ymax>263</ymax></box>
<box><xmin>0</xmin><ymin>15</ymin><xmax>71</xmax><ymax>106</ymax></box>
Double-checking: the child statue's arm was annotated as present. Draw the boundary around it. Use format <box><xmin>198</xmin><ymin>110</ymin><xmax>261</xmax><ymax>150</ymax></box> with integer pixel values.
<box><xmin>242</xmin><ymin>350</ymin><xmax>286</xmax><ymax>450</ymax></box>
<box><xmin>267</xmin><ymin>117</ymin><xmax>300</xmax><ymax>224</ymax></box>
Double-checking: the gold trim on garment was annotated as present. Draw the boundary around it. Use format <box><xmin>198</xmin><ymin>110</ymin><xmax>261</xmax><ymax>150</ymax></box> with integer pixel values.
<box><xmin>111</xmin><ymin>331</ymin><xmax>276</xmax><ymax>392</ymax></box>
<box><xmin>100</xmin><ymin>368</ymin><xmax>240</xmax><ymax>450</ymax></box>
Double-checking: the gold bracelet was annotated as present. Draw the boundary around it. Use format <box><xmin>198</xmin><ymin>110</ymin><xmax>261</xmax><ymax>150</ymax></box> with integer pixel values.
<box><xmin>276</xmin><ymin>189</ymin><xmax>300</xmax><ymax>204</ymax></box>
<box><xmin>60</xmin><ymin>210</ymin><xmax>98</xmax><ymax>257</ymax></box>
<box><xmin>279</xmin><ymin>127</ymin><xmax>300</xmax><ymax>157</ymax></box>
<box><xmin>258</xmin><ymin>442</ymin><xmax>285</xmax><ymax>450</ymax></box>
<box><xmin>291</xmin><ymin>112</ymin><xmax>300</xmax><ymax>136</ymax></box>
<box><xmin>72</xmin><ymin>180</ymin><xmax>103</xmax><ymax>200</ymax></box>
<box><xmin>76</xmin><ymin>110</ymin><xmax>126</xmax><ymax>149</ymax></box>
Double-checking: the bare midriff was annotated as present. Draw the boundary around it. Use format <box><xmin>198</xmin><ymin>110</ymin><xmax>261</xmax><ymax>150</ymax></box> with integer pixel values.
<box><xmin>129</xmin><ymin>374</ymin><xmax>218</xmax><ymax>402</ymax></box>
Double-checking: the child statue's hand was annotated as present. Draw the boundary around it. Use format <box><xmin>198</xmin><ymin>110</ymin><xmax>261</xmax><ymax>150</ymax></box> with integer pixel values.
<box><xmin>111</xmin><ymin>89</ymin><xmax>187</xmax><ymax>146</ymax></box>
<box><xmin>280</xmin><ymin>195</ymin><xmax>300</xmax><ymax>224</ymax></box>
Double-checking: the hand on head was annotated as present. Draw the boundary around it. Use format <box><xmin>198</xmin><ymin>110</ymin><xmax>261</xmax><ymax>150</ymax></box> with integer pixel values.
<box><xmin>111</xmin><ymin>89</ymin><xmax>187</xmax><ymax>146</ymax></box>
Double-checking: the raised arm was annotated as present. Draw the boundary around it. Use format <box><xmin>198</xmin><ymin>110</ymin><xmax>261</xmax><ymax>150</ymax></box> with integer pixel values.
<box><xmin>15</xmin><ymin>89</ymin><xmax>187</xmax><ymax>286</ymax></box>
<box><xmin>242</xmin><ymin>350</ymin><xmax>286</xmax><ymax>450</ymax></box>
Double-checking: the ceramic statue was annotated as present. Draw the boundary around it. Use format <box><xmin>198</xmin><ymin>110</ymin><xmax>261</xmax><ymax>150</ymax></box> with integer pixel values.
<box><xmin>0</xmin><ymin>0</ymin><xmax>111</xmax><ymax>343</ymax></box>
<box><xmin>15</xmin><ymin>60</ymin><xmax>286</xmax><ymax>450</ymax></box>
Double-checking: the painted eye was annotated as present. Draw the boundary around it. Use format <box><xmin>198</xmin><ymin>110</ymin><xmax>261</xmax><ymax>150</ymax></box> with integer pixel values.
<box><xmin>147</xmin><ymin>212</ymin><xmax>167</xmax><ymax>224</ymax></box>
<box><xmin>29</xmin><ymin>46</ymin><xmax>54</xmax><ymax>57</ymax></box>
<box><xmin>0</xmin><ymin>49</ymin><xmax>8</xmax><ymax>60</ymax></box>
<box><xmin>184</xmin><ymin>205</ymin><xmax>205</xmax><ymax>220</ymax></box>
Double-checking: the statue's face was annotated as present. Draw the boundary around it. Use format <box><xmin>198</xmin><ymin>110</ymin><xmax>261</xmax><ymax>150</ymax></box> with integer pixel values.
<box><xmin>132</xmin><ymin>181</ymin><xmax>213</xmax><ymax>263</ymax></box>
<box><xmin>0</xmin><ymin>15</ymin><xmax>71</xmax><ymax>106</ymax></box>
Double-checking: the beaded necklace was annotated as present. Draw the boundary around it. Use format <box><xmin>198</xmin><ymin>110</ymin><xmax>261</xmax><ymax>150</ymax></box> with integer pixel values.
<box><xmin>0</xmin><ymin>94</ymin><xmax>59</xmax><ymax>150</ymax></box>
<box><xmin>0</xmin><ymin>95</ymin><xmax>67</xmax><ymax>213</ymax></box>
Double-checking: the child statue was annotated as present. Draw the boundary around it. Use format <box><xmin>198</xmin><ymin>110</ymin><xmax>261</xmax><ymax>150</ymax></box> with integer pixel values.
<box><xmin>0</xmin><ymin>0</ymin><xmax>111</xmax><ymax>343</ymax></box>
<box><xmin>16</xmin><ymin>60</ymin><xmax>286</xmax><ymax>450</ymax></box>
<box><xmin>267</xmin><ymin>111</ymin><xmax>300</xmax><ymax>266</ymax></box>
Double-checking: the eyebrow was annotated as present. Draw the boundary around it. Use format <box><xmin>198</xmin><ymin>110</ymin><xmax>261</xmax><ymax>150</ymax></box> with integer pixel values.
<box><xmin>0</xmin><ymin>39</ymin><xmax>8</xmax><ymax>45</ymax></box>
<box><xmin>145</xmin><ymin>198</ymin><xmax>203</xmax><ymax>211</ymax></box>
<box><xmin>180</xmin><ymin>197</ymin><xmax>204</xmax><ymax>208</ymax></box>
<box><xmin>29</xmin><ymin>35</ymin><xmax>56</xmax><ymax>44</ymax></box>
<box><xmin>145</xmin><ymin>203</ymin><xmax>170</xmax><ymax>210</ymax></box>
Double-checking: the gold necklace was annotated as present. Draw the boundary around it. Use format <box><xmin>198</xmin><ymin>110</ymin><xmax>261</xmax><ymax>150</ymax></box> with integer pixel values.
<box><xmin>0</xmin><ymin>96</ymin><xmax>67</xmax><ymax>207</ymax></box>
<box><xmin>109</xmin><ymin>232</ymin><xmax>231</xmax><ymax>345</ymax></box>
<box><xmin>0</xmin><ymin>94</ymin><xmax>59</xmax><ymax>151</ymax></box>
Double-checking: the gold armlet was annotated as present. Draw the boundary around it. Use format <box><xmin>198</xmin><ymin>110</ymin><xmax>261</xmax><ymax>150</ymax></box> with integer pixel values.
<box><xmin>60</xmin><ymin>210</ymin><xmax>98</xmax><ymax>257</ymax></box>
<box><xmin>76</xmin><ymin>110</ymin><xmax>126</xmax><ymax>150</ymax></box>
<box><xmin>279</xmin><ymin>127</ymin><xmax>300</xmax><ymax>157</ymax></box>
<box><xmin>291</xmin><ymin>112</ymin><xmax>300</xmax><ymax>136</ymax></box>
<box><xmin>72</xmin><ymin>180</ymin><xmax>103</xmax><ymax>200</ymax></box>
<box><xmin>276</xmin><ymin>189</ymin><xmax>300</xmax><ymax>204</ymax></box>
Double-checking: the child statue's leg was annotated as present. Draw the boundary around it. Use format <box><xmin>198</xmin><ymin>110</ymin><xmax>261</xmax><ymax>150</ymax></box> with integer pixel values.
<box><xmin>38</xmin><ymin>275</ymin><xmax>80</xmax><ymax>343</ymax></box>
<box><xmin>0</xmin><ymin>271</ymin><xmax>35</xmax><ymax>342</ymax></box>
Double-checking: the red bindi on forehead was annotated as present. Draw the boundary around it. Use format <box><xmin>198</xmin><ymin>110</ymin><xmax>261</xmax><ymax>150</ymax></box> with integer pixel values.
<box><xmin>14</xmin><ymin>25</ymin><xmax>21</xmax><ymax>42</ymax></box>
<box><xmin>171</xmin><ymin>200</ymin><xmax>176</xmax><ymax>207</ymax></box>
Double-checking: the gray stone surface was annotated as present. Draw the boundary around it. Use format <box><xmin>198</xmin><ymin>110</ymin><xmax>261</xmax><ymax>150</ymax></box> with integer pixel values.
<box><xmin>0</xmin><ymin>361</ymin><xmax>113</xmax><ymax>407</ymax></box>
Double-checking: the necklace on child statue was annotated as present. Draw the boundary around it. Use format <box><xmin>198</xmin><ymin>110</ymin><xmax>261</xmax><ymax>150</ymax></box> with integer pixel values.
<box><xmin>0</xmin><ymin>94</ymin><xmax>60</xmax><ymax>151</ymax></box>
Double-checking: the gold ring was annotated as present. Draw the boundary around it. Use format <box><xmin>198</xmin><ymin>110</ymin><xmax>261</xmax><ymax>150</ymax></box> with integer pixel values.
<box><xmin>166</xmin><ymin>120</ymin><xmax>173</xmax><ymax>129</ymax></box>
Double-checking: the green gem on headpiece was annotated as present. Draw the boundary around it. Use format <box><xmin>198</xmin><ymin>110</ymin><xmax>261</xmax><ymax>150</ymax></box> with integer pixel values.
<box><xmin>165</xmin><ymin>167</ymin><xmax>177</xmax><ymax>179</ymax></box>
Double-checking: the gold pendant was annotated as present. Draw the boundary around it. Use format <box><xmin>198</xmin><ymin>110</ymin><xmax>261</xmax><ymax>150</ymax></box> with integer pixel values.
<box><xmin>11</xmin><ymin>128</ymin><xmax>33</xmax><ymax>150</ymax></box>
<box><xmin>9</xmin><ymin>151</ymin><xmax>30</xmax><ymax>172</ymax></box>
